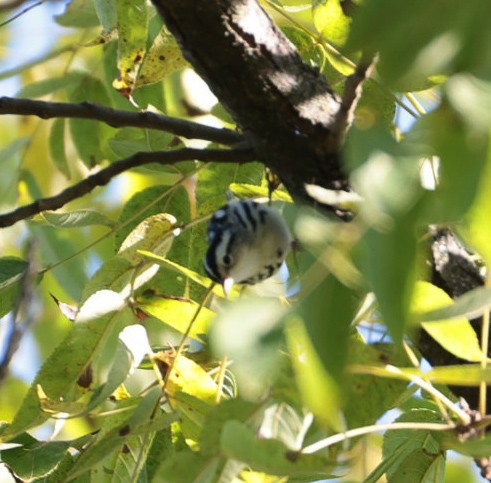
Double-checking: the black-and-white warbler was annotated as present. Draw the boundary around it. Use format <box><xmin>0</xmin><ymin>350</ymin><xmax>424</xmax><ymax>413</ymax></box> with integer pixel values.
<box><xmin>204</xmin><ymin>199</ymin><xmax>293</xmax><ymax>294</ymax></box>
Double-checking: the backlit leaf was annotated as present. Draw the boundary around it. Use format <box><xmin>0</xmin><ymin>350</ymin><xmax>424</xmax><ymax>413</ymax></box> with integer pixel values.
<box><xmin>411</xmin><ymin>281</ymin><xmax>483</xmax><ymax>362</ymax></box>
<box><xmin>114</xmin><ymin>0</ymin><xmax>148</xmax><ymax>95</ymax></box>
<box><xmin>138</xmin><ymin>294</ymin><xmax>214</xmax><ymax>343</ymax></box>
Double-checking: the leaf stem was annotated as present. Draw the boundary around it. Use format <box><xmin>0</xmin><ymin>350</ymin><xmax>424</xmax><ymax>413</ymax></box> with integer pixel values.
<box><xmin>301</xmin><ymin>421</ymin><xmax>454</xmax><ymax>454</ymax></box>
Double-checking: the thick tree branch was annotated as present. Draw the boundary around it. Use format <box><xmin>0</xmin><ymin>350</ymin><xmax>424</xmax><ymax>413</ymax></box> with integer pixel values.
<box><xmin>0</xmin><ymin>146</ymin><xmax>255</xmax><ymax>228</ymax></box>
<box><xmin>151</xmin><ymin>0</ymin><xmax>357</xmax><ymax>206</ymax></box>
<box><xmin>418</xmin><ymin>227</ymin><xmax>489</xmax><ymax>411</ymax></box>
<box><xmin>0</xmin><ymin>97</ymin><xmax>244</xmax><ymax>145</ymax></box>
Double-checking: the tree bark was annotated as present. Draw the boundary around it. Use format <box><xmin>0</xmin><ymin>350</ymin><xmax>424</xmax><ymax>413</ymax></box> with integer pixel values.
<box><xmin>151</xmin><ymin>0</ymin><xmax>351</xmax><ymax>210</ymax></box>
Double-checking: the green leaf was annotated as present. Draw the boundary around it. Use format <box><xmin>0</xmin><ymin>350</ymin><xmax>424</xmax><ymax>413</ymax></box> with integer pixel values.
<box><xmin>40</xmin><ymin>210</ymin><xmax>116</xmax><ymax>228</ymax></box>
<box><xmin>136</xmin><ymin>27</ymin><xmax>188</xmax><ymax>88</ymax></box>
<box><xmin>115</xmin><ymin>185</ymin><xmax>188</xmax><ymax>252</ymax></box>
<box><xmin>150</xmin><ymin>450</ymin><xmax>220</xmax><ymax>483</ymax></box>
<box><xmin>313</xmin><ymin>0</ymin><xmax>351</xmax><ymax>48</ymax></box>
<box><xmin>115</xmin><ymin>185</ymin><xmax>193</xmax><ymax>297</ymax></box>
<box><xmin>0</xmin><ymin>137</ymin><xmax>29</xmax><ymax>205</ymax></box>
<box><xmin>286</xmin><ymin>317</ymin><xmax>343</xmax><ymax>431</ymax></box>
<box><xmin>118</xmin><ymin>213</ymin><xmax>177</xmax><ymax>264</ymax></box>
<box><xmin>68</xmin><ymin>389</ymin><xmax>176</xmax><ymax>479</ymax></box>
<box><xmin>199</xmin><ymin>399</ymin><xmax>259</xmax><ymax>457</ymax></box>
<box><xmin>49</xmin><ymin>118</ymin><xmax>70</xmax><ymax>179</ymax></box>
<box><xmin>17</xmin><ymin>72</ymin><xmax>85</xmax><ymax>98</ymax></box>
<box><xmin>416</xmin><ymin>285</ymin><xmax>491</xmax><ymax>324</ymax></box>
<box><xmin>411</xmin><ymin>281</ymin><xmax>483</xmax><ymax>362</ymax></box>
<box><xmin>299</xmin><ymin>262</ymin><xmax>355</xmax><ymax>383</ymax></box>
<box><xmin>93</xmin><ymin>0</ymin><xmax>117</xmax><ymax>32</ymax></box>
<box><xmin>281</xmin><ymin>26</ymin><xmax>324</xmax><ymax>69</ymax></box>
<box><xmin>404</xmin><ymin>364</ymin><xmax>491</xmax><ymax>387</ymax></box>
<box><xmin>1</xmin><ymin>434</ymin><xmax>70</xmax><ymax>481</ymax></box>
<box><xmin>137</xmin><ymin>294</ymin><xmax>214</xmax><ymax>343</ymax></box>
<box><xmin>210</xmin><ymin>296</ymin><xmax>288</xmax><ymax>400</ymax></box>
<box><xmin>220</xmin><ymin>420</ymin><xmax>331</xmax><ymax>478</ymax></box>
<box><xmin>115</xmin><ymin>0</ymin><xmax>148</xmax><ymax>94</ymax></box>
<box><xmin>344</xmin><ymin>337</ymin><xmax>410</xmax><ymax>429</ymax></box>
<box><xmin>107</xmin><ymin>126</ymin><xmax>173</xmax><ymax>161</ymax></box>
<box><xmin>350</xmin><ymin>130</ymin><xmax>423</xmax><ymax>343</ymax></box>
<box><xmin>67</xmin><ymin>75</ymin><xmax>113</xmax><ymax>167</ymax></box>
<box><xmin>228</xmin><ymin>182</ymin><xmax>293</xmax><ymax>202</ymax></box>
<box><xmin>0</xmin><ymin>257</ymin><xmax>28</xmax><ymax>319</ymax></box>
<box><xmin>80</xmin><ymin>256</ymin><xmax>133</xmax><ymax>304</ymax></box>
<box><xmin>27</xmin><ymin>223</ymin><xmax>87</xmax><ymax>300</ymax></box>
<box><xmin>347</xmin><ymin>0</ymin><xmax>491</xmax><ymax>90</ymax></box>
<box><xmin>382</xmin><ymin>409</ymin><xmax>445</xmax><ymax>482</ymax></box>
<box><xmin>420</xmin><ymin>105</ymin><xmax>488</xmax><ymax>223</ymax></box>
<box><xmin>55</xmin><ymin>0</ymin><xmax>100</xmax><ymax>27</ymax></box>
<box><xmin>0</xmin><ymin>291</ymin><xmax>133</xmax><ymax>442</ymax></box>
<box><xmin>138</xmin><ymin>252</ymin><xmax>226</xmax><ymax>296</ymax></box>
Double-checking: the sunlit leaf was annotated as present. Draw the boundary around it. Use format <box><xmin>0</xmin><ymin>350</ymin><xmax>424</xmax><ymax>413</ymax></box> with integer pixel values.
<box><xmin>0</xmin><ymin>291</ymin><xmax>133</xmax><ymax>441</ymax></box>
<box><xmin>411</xmin><ymin>281</ymin><xmax>483</xmax><ymax>362</ymax></box>
<box><xmin>416</xmin><ymin>285</ymin><xmax>491</xmax><ymax>324</ymax></box>
<box><xmin>313</xmin><ymin>0</ymin><xmax>351</xmax><ymax>48</ymax></box>
<box><xmin>229</xmin><ymin>183</ymin><xmax>293</xmax><ymax>203</ymax></box>
<box><xmin>118</xmin><ymin>213</ymin><xmax>177</xmax><ymax>264</ymax></box>
<box><xmin>157</xmin><ymin>352</ymin><xmax>218</xmax><ymax>407</ymax></box>
<box><xmin>114</xmin><ymin>0</ymin><xmax>148</xmax><ymax>95</ymax></box>
<box><xmin>139</xmin><ymin>251</ymin><xmax>227</xmax><ymax>296</ymax></box>
<box><xmin>137</xmin><ymin>294</ymin><xmax>214</xmax><ymax>343</ymax></box>
<box><xmin>136</xmin><ymin>28</ymin><xmax>188</xmax><ymax>88</ymax></box>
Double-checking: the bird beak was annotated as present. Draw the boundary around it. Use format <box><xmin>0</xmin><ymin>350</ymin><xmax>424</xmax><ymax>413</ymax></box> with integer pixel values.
<box><xmin>222</xmin><ymin>277</ymin><xmax>234</xmax><ymax>298</ymax></box>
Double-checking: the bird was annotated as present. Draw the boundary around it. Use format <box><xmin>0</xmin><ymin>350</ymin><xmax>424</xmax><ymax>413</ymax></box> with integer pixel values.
<box><xmin>204</xmin><ymin>199</ymin><xmax>293</xmax><ymax>295</ymax></box>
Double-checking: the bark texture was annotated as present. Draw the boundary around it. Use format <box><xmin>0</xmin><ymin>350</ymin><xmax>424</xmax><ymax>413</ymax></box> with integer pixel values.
<box><xmin>420</xmin><ymin>227</ymin><xmax>488</xmax><ymax>411</ymax></box>
<box><xmin>151</xmin><ymin>0</ymin><xmax>350</xmax><ymax>209</ymax></box>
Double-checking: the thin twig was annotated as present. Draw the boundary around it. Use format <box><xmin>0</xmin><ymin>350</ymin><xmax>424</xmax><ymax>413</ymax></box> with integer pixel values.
<box><xmin>301</xmin><ymin>421</ymin><xmax>454</xmax><ymax>454</ymax></box>
<box><xmin>0</xmin><ymin>146</ymin><xmax>255</xmax><ymax>228</ymax></box>
<box><xmin>331</xmin><ymin>53</ymin><xmax>377</xmax><ymax>148</ymax></box>
<box><xmin>0</xmin><ymin>0</ymin><xmax>40</xmax><ymax>16</ymax></box>
<box><xmin>0</xmin><ymin>97</ymin><xmax>244</xmax><ymax>145</ymax></box>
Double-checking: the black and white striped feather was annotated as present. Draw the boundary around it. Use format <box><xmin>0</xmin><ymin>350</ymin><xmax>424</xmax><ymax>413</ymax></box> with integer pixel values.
<box><xmin>204</xmin><ymin>199</ymin><xmax>292</xmax><ymax>287</ymax></box>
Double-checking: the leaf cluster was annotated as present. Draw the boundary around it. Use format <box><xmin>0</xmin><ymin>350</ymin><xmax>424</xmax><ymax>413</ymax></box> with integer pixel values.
<box><xmin>1</xmin><ymin>0</ymin><xmax>491</xmax><ymax>482</ymax></box>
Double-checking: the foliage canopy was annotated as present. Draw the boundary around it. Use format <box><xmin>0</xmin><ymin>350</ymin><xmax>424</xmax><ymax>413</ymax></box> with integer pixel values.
<box><xmin>1</xmin><ymin>0</ymin><xmax>491</xmax><ymax>481</ymax></box>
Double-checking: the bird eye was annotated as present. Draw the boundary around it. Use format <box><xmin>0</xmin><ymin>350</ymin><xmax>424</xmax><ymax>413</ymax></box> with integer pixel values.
<box><xmin>222</xmin><ymin>254</ymin><xmax>233</xmax><ymax>266</ymax></box>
